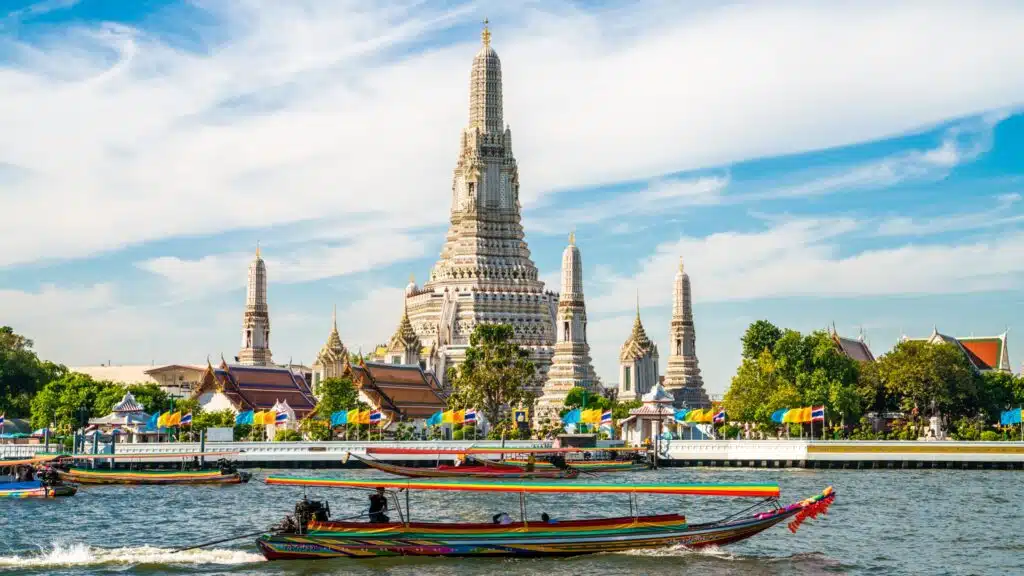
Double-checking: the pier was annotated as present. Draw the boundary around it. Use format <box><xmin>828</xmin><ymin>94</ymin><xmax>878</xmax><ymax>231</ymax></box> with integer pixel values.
<box><xmin>4</xmin><ymin>439</ymin><xmax>1024</xmax><ymax>469</ymax></box>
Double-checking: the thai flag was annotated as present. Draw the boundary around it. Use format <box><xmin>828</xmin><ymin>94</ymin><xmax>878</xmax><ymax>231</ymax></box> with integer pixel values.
<box><xmin>713</xmin><ymin>409</ymin><xmax>726</xmax><ymax>423</ymax></box>
<box><xmin>0</xmin><ymin>413</ymin><xmax>4</xmax><ymax>426</ymax></box>
<box><xmin>180</xmin><ymin>413</ymin><xmax>193</xmax><ymax>426</ymax></box>
<box><xmin>600</xmin><ymin>410</ymin><xmax>612</xmax><ymax>424</ymax></box>
<box><xmin>275</xmin><ymin>411</ymin><xmax>289</xmax><ymax>424</ymax></box>
<box><xmin>464</xmin><ymin>409</ymin><xmax>477</xmax><ymax>423</ymax></box>
<box><xmin>369</xmin><ymin>410</ymin><xmax>382</xmax><ymax>424</ymax></box>
<box><xmin>811</xmin><ymin>406</ymin><xmax>826</xmax><ymax>423</ymax></box>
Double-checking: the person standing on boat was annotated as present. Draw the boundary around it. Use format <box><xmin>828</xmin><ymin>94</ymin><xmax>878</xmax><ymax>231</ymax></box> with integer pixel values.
<box><xmin>368</xmin><ymin>487</ymin><xmax>390</xmax><ymax>523</ymax></box>
<box><xmin>526</xmin><ymin>453</ymin><xmax>536</xmax><ymax>472</ymax></box>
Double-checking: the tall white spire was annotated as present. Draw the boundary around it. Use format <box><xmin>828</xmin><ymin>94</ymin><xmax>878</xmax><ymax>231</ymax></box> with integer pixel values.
<box><xmin>239</xmin><ymin>243</ymin><xmax>272</xmax><ymax>366</ymax></box>
<box><xmin>663</xmin><ymin>256</ymin><xmax>709</xmax><ymax>408</ymax></box>
<box><xmin>537</xmin><ymin>233</ymin><xmax>598</xmax><ymax>420</ymax></box>
<box><xmin>469</xmin><ymin>19</ymin><xmax>503</xmax><ymax>134</ymax></box>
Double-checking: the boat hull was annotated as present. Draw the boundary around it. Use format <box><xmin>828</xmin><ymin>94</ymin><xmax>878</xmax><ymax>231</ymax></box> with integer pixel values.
<box><xmin>57</xmin><ymin>468</ymin><xmax>249</xmax><ymax>485</ymax></box>
<box><xmin>0</xmin><ymin>482</ymin><xmax>77</xmax><ymax>498</ymax></box>
<box><xmin>504</xmin><ymin>459</ymin><xmax>649</xmax><ymax>473</ymax></box>
<box><xmin>256</xmin><ymin>513</ymin><xmax>787</xmax><ymax>560</ymax></box>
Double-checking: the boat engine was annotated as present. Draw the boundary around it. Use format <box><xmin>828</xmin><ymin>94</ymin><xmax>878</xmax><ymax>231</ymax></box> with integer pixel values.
<box><xmin>39</xmin><ymin>467</ymin><xmax>61</xmax><ymax>487</ymax></box>
<box><xmin>548</xmin><ymin>454</ymin><xmax>568</xmax><ymax>469</ymax></box>
<box><xmin>217</xmin><ymin>458</ymin><xmax>238</xmax><ymax>475</ymax></box>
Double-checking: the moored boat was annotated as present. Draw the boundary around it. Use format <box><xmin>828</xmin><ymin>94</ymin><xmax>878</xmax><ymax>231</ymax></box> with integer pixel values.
<box><xmin>256</xmin><ymin>477</ymin><xmax>835</xmax><ymax>560</ymax></box>
<box><xmin>350</xmin><ymin>453</ymin><xmax>578</xmax><ymax>479</ymax></box>
<box><xmin>0</xmin><ymin>456</ymin><xmax>77</xmax><ymax>498</ymax></box>
<box><xmin>52</xmin><ymin>453</ymin><xmax>251</xmax><ymax>485</ymax></box>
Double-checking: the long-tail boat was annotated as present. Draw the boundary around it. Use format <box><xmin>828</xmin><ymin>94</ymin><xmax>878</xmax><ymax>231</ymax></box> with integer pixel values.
<box><xmin>0</xmin><ymin>456</ymin><xmax>77</xmax><ymax>498</ymax></box>
<box><xmin>348</xmin><ymin>452</ymin><xmax>579</xmax><ymax>479</ymax></box>
<box><xmin>367</xmin><ymin>447</ymin><xmax>651</xmax><ymax>474</ymax></box>
<box><xmin>53</xmin><ymin>452</ymin><xmax>251</xmax><ymax>485</ymax></box>
<box><xmin>256</xmin><ymin>476</ymin><xmax>835</xmax><ymax>560</ymax></box>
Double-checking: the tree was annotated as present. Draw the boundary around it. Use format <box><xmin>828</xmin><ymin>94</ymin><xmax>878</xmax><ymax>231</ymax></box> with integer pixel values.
<box><xmin>741</xmin><ymin>320</ymin><xmax>783</xmax><ymax>360</ymax></box>
<box><xmin>316</xmin><ymin>376</ymin><xmax>361</xmax><ymax>416</ymax></box>
<box><xmin>877</xmin><ymin>340</ymin><xmax>977</xmax><ymax>420</ymax></box>
<box><xmin>562</xmin><ymin>387</ymin><xmax>611</xmax><ymax>411</ymax></box>
<box><xmin>724</xmin><ymin>349</ymin><xmax>790</xmax><ymax>424</ymax></box>
<box><xmin>30</xmin><ymin>373</ymin><xmax>114</xmax><ymax>432</ymax></box>
<box><xmin>0</xmin><ymin>326</ymin><xmax>65</xmax><ymax>417</ymax></box>
<box><xmin>447</xmin><ymin>324</ymin><xmax>536</xmax><ymax>426</ymax></box>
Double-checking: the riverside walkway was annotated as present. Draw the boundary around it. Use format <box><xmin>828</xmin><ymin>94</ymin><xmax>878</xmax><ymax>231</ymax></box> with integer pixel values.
<box><xmin>3</xmin><ymin>439</ymin><xmax>1024</xmax><ymax>469</ymax></box>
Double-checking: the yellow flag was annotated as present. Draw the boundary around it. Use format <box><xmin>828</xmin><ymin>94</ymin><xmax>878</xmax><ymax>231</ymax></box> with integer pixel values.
<box><xmin>585</xmin><ymin>409</ymin><xmax>602</xmax><ymax>424</ymax></box>
<box><xmin>441</xmin><ymin>410</ymin><xmax>454</xmax><ymax>424</ymax></box>
<box><xmin>346</xmin><ymin>408</ymin><xmax>359</xmax><ymax>425</ymax></box>
<box><xmin>157</xmin><ymin>411</ymin><xmax>169</xmax><ymax>427</ymax></box>
<box><xmin>167</xmin><ymin>411</ymin><xmax>181</xmax><ymax>426</ymax></box>
<box><xmin>255</xmin><ymin>411</ymin><xmax>267</xmax><ymax>425</ymax></box>
<box><xmin>799</xmin><ymin>407</ymin><xmax>813</xmax><ymax>424</ymax></box>
<box><xmin>453</xmin><ymin>409</ymin><xmax>465</xmax><ymax>424</ymax></box>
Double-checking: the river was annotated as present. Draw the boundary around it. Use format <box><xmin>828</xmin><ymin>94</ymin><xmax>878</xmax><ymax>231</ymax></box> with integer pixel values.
<box><xmin>1</xmin><ymin>468</ymin><xmax>1019</xmax><ymax>575</ymax></box>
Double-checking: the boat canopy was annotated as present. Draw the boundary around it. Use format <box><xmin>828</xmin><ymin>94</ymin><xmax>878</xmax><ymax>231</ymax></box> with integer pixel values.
<box><xmin>49</xmin><ymin>451</ymin><xmax>240</xmax><ymax>460</ymax></box>
<box><xmin>0</xmin><ymin>455</ymin><xmax>58</xmax><ymax>467</ymax></box>
<box><xmin>264</xmin><ymin>476</ymin><xmax>780</xmax><ymax>498</ymax></box>
<box><xmin>366</xmin><ymin>447</ymin><xmax>645</xmax><ymax>456</ymax></box>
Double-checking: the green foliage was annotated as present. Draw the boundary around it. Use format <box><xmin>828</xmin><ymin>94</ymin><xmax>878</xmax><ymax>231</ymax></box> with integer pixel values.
<box><xmin>741</xmin><ymin>320</ymin><xmax>783</xmax><ymax>360</ymax></box>
<box><xmin>980</xmin><ymin>430</ymin><xmax>1000</xmax><ymax>442</ymax></box>
<box><xmin>192</xmin><ymin>409</ymin><xmax>236</xmax><ymax>431</ymax></box>
<box><xmin>29</xmin><ymin>371</ymin><xmax>175</xmax><ymax>433</ymax></box>
<box><xmin>316</xmin><ymin>377</ymin><xmax>362</xmax><ymax>416</ymax></box>
<box><xmin>950</xmin><ymin>415</ymin><xmax>984</xmax><ymax>441</ymax></box>
<box><xmin>446</xmin><ymin>324</ymin><xmax>537</xmax><ymax>426</ymax></box>
<box><xmin>612</xmin><ymin>399</ymin><xmax>642</xmax><ymax>420</ymax></box>
<box><xmin>273</xmin><ymin>429</ymin><xmax>302</xmax><ymax>442</ymax></box>
<box><xmin>486</xmin><ymin>419</ymin><xmax>530</xmax><ymax>440</ymax></box>
<box><xmin>0</xmin><ymin>326</ymin><xmax>67</xmax><ymax>417</ymax></box>
<box><xmin>717</xmin><ymin>424</ymin><xmax>740</xmax><ymax>439</ymax></box>
<box><xmin>562</xmin><ymin>387</ymin><xmax>611</xmax><ymax>411</ymax></box>
<box><xmin>878</xmin><ymin>340</ymin><xmax>977</xmax><ymax>419</ymax></box>
<box><xmin>300</xmin><ymin>418</ymin><xmax>331</xmax><ymax>441</ymax></box>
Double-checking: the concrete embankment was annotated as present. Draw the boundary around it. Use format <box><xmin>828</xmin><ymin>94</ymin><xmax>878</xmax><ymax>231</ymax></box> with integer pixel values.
<box><xmin>4</xmin><ymin>439</ymin><xmax>1023</xmax><ymax>469</ymax></box>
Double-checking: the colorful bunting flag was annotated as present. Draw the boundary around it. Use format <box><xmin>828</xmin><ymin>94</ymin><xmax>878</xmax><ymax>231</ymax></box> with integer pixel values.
<box><xmin>369</xmin><ymin>410</ymin><xmax>382</xmax><ymax>425</ymax></box>
<box><xmin>464</xmin><ymin>408</ymin><xmax>477</xmax><ymax>423</ymax></box>
<box><xmin>713</xmin><ymin>409</ymin><xmax>726</xmax><ymax>424</ymax></box>
<box><xmin>811</xmin><ymin>406</ymin><xmax>826</xmax><ymax>423</ymax></box>
<box><xmin>180</xmin><ymin>412</ymin><xmax>193</xmax><ymax>426</ymax></box>
<box><xmin>275</xmin><ymin>410</ymin><xmax>289</xmax><ymax>424</ymax></box>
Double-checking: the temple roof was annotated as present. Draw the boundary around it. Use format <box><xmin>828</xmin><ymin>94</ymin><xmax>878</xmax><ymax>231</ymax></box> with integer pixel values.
<box><xmin>903</xmin><ymin>328</ymin><xmax>1010</xmax><ymax>372</ymax></box>
<box><xmin>642</xmin><ymin>383</ymin><xmax>674</xmax><ymax>404</ymax></box>
<box><xmin>348</xmin><ymin>362</ymin><xmax>445</xmax><ymax>419</ymax></box>
<box><xmin>315</xmin><ymin>305</ymin><xmax>347</xmax><ymax>366</ymax></box>
<box><xmin>620</xmin><ymin>310</ymin><xmax>658</xmax><ymax>361</ymax></box>
<box><xmin>112</xmin><ymin>391</ymin><xmax>144</xmax><ymax>413</ymax></box>
<box><xmin>387</xmin><ymin>304</ymin><xmax>421</xmax><ymax>353</ymax></box>
<box><xmin>195</xmin><ymin>363</ymin><xmax>317</xmax><ymax>417</ymax></box>
<box><xmin>829</xmin><ymin>325</ymin><xmax>875</xmax><ymax>363</ymax></box>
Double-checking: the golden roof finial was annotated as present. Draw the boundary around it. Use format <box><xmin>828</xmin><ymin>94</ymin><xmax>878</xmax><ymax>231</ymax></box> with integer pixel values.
<box><xmin>679</xmin><ymin>255</ymin><xmax>683</xmax><ymax>272</ymax></box>
<box><xmin>481</xmin><ymin>18</ymin><xmax>491</xmax><ymax>47</ymax></box>
<box><xmin>409</xmin><ymin>273</ymin><xmax>415</xmax><ymax>283</ymax></box>
<box><xmin>568</xmin><ymin>230</ymin><xmax>575</xmax><ymax>246</ymax></box>
<box><xmin>255</xmin><ymin>240</ymin><xmax>261</xmax><ymax>259</ymax></box>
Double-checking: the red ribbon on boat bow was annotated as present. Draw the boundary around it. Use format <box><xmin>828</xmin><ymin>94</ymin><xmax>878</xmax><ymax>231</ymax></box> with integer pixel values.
<box><xmin>787</xmin><ymin>493</ymin><xmax>835</xmax><ymax>534</ymax></box>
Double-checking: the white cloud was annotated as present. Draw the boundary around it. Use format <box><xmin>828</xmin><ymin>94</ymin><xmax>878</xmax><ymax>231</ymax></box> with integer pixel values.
<box><xmin>136</xmin><ymin>233</ymin><xmax>428</xmax><ymax>299</ymax></box>
<box><xmin>529</xmin><ymin>175</ymin><xmax>727</xmax><ymax>233</ymax></box>
<box><xmin>875</xmin><ymin>193</ymin><xmax>1024</xmax><ymax>237</ymax></box>
<box><xmin>1</xmin><ymin>1</ymin><xmax>1024</xmax><ymax>266</ymax></box>
<box><xmin>588</xmin><ymin>217</ymin><xmax>1024</xmax><ymax>318</ymax></box>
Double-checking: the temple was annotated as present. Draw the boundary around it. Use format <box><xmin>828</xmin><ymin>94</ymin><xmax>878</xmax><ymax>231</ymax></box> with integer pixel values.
<box><xmin>311</xmin><ymin>305</ymin><xmax>349</xmax><ymax>393</ymax></box>
<box><xmin>193</xmin><ymin>359</ymin><xmax>317</xmax><ymax>420</ymax></box>
<box><xmin>902</xmin><ymin>328</ymin><xmax>1011</xmax><ymax>373</ymax></box>
<box><xmin>662</xmin><ymin>257</ymin><xmax>711</xmax><ymax>408</ymax></box>
<box><xmin>536</xmin><ymin>233</ymin><xmax>599</xmax><ymax>420</ymax></box>
<box><xmin>829</xmin><ymin>324</ymin><xmax>876</xmax><ymax>363</ymax></box>
<box><xmin>238</xmin><ymin>243</ymin><xmax>272</xmax><ymax>366</ymax></box>
<box><xmin>342</xmin><ymin>358</ymin><xmax>446</xmax><ymax>425</ymax></box>
<box><xmin>402</xmin><ymin>22</ymin><xmax>557</xmax><ymax>392</ymax></box>
<box><xmin>619</xmin><ymin>302</ymin><xmax>659</xmax><ymax>400</ymax></box>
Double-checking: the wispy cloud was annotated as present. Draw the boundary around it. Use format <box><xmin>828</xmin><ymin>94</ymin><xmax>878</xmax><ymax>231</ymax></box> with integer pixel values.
<box><xmin>528</xmin><ymin>175</ymin><xmax>728</xmax><ymax>233</ymax></box>
<box><xmin>2</xmin><ymin>2</ymin><xmax>1024</xmax><ymax>267</ymax></box>
<box><xmin>876</xmin><ymin>193</ymin><xmax>1024</xmax><ymax>237</ymax></box>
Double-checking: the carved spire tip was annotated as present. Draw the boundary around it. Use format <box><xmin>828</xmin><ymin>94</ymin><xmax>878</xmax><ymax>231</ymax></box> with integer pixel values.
<box><xmin>568</xmin><ymin>230</ymin><xmax>575</xmax><ymax>246</ymax></box>
<box><xmin>255</xmin><ymin>240</ymin><xmax>260</xmax><ymax>259</ymax></box>
<box><xmin>481</xmin><ymin>18</ymin><xmax>491</xmax><ymax>47</ymax></box>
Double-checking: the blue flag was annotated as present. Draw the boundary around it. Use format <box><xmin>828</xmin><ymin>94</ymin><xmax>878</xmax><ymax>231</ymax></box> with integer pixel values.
<box><xmin>1000</xmin><ymin>408</ymin><xmax>1022</xmax><ymax>426</ymax></box>
<box><xmin>235</xmin><ymin>410</ymin><xmax>254</xmax><ymax>425</ymax></box>
<box><xmin>146</xmin><ymin>412</ymin><xmax>159</xmax><ymax>431</ymax></box>
<box><xmin>330</xmin><ymin>411</ymin><xmax>347</xmax><ymax>427</ymax></box>
<box><xmin>770</xmin><ymin>408</ymin><xmax>789</xmax><ymax>424</ymax></box>
<box><xmin>674</xmin><ymin>409</ymin><xmax>690</xmax><ymax>422</ymax></box>
<box><xmin>426</xmin><ymin>411</ymin><xmax>442</xmax><ymax>426</ymax></box>
<box><xmin>561</xmin><ymin>408</ymin><xmax>581</xmax><ymax>425</ymax></box>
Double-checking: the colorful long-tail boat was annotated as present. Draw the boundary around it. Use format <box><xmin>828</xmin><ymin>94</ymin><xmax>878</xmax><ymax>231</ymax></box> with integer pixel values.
<box><xmin>256</xmin><ymin>476</ymin><xmax>835</xmax><ymax>560</ymax></box>
<box><xmin>348</xmin><ymin>453</ymin><xmax>579</xmax><ymax>479</ymax></box>
<box><xmin>52</xmin><ymin>452</ymin><xmax>251</xmax><ymax>485</ymax></box>
<box><xmin>366</xmin><ymin>446</ymin><xmax>651</xmax><ymax>474</ymax></box>
<box><xmin>0</xmin><ymin>456</ymin><xmax>77</xmax><ymax>498</ymax></box>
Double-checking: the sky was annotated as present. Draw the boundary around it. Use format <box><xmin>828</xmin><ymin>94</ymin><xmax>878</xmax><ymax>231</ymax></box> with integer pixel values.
<box><xmin>2</xmin><ymin>0</ymin><xmax>1024</xmax><ymax>396</ymax></box>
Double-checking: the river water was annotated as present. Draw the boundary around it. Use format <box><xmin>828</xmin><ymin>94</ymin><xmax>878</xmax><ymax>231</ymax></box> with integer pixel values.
<box><xmin>1</xmin><ymin>467</ymin><xmax>1019</xmax><ymax>575</ymax></box>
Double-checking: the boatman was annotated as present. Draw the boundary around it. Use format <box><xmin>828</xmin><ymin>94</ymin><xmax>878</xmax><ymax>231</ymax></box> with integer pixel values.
<box><xmin>368</xmin><ymin>487</ymin><xmax>390</xmax><ymax>523</ymax></box>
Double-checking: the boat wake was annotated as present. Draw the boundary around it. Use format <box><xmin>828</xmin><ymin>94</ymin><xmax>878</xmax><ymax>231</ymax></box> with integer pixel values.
<box><xmin>618</xmin><ymin>544</ymin><xmax>736</xmax><ymax>559</ymax></box>
<box><xmin>0</xmin><ymin>542</ymin><xmax>264</xmax><ymax>570</ymax></box>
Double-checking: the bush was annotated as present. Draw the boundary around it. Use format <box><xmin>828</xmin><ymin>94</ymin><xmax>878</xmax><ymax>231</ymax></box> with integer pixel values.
<box><xmin>717</xmin><ymin>424</ymin><xmax>739</xmax><ymax>439</ymax></box>
<box><xmin>980</xmin><ymin>430</ymin><xmax>1000</xmax><ymax>442</ymax></box>
<box><xmin>274</xmin><ymin>429</ymin><xmax>302</xmax><ymax>442</ymax></box>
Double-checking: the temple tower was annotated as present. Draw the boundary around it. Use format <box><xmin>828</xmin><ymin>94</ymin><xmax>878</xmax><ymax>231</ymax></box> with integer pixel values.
<box><xmin>536</xmin><ymin>233</ymin><xmax>599</xmax><ymax>420</ymax></box>
<box><xmin>404</xmin><ymin>21</ymin><xmax>557</xmax><ymax>394</ymax></box>
<box><xmin>619</xmin><ymin>301</ymin><xmax>659</xmax><ymax>400</ymax></box>
<box><xmin>238</xmin><ymin>243</ymin><xmax>272</xmax><ymax>366</ymax></box>
<box><xmin>312</xmin><ymin>305</ymin><xmax>348</xmax><ymax>392</ymax></box>
<box><xmin>663</xmin><ymin>257</ymin><xmax>710</xmax><ymax>408</ymax></box>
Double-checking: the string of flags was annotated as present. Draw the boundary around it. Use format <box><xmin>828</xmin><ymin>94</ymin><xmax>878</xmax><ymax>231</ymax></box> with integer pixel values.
<box><xmin>561</xmin><ymin>409</ymin><xmax>613</xmax><ymax>425</ymax></box>
<box><xmin>426</xmin><ymin>409</ymin><xmax>479</xmax><ymax>426</ymax></box>
<box><xmin>327</xmin><ymin>409</ymin><xmax>383</xmax><ymax>427</ymax></box>
<box><xmin>233</xmin><ymin>409</ymin><xmax>291</xmax><ymax>426</ymax></box>
<box><xmin>770</xmin><ymin>406</ymin><xmax>826</xmax><ymax>424</ymax></box>
<box><xmin>673</xmin><ymin>408</ymin><xmax>725</xmax><ymax>423</ymax></box>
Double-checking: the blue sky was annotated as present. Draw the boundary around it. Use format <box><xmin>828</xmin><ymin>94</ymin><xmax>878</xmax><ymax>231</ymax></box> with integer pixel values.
<box><xmin>2</xmin><ymin>0</ymin><xmax>1024</xmax><ymax>394</ymax></box>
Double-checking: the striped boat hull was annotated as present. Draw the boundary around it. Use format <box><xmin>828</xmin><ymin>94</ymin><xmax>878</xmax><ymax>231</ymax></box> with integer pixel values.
<box><xmin>56</xmin><ymin>468</ymin><xmax>248</xmax><ymax>485</ymax></box>
<box><xmin>359</xmin><ymin>458</ymin><xmax>578</xmax><ymax>480</ymax></box>
<box><xmin>0</xmin><ymin>482</ymin><xmax>77</xmax><ymax>498</ymax></box>
<box><xmin>257</xmin><ymin>488</ymin><xmax>835</xmax><ymax>560</ymax></box>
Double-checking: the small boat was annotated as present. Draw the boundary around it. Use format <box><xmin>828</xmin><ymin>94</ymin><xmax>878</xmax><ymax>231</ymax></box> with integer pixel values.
<box><xmin>0</xmin><ymin>456</ymin><xmax>77</xmax><ymax>498</ymax></box>
<box><xmin>53</xmin><ymin>453</ymin><xmax>251</xmax><ymax>485</ymax></box>
<box><xmin>366</xmin><ymin>447</ymin><xmax>651</xmax><ymax>474</ymax></box>
<box><xmin>256</xmin><ymin>477</ymin><xmax>835</xmax><ymax>560</ymax></box>
<box><xmin>349</xmin><ymin>453</ymin><xmax>579</xmax><ymax>479</ymax></box>
<box><xmin>503</xmin><ymin>459</ymin><xmax>649</xmax><ymax>472</ymax></box>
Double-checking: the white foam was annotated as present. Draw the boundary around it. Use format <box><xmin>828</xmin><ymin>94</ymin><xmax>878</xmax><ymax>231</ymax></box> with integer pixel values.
<box><xmin>0</xmin><ymin>542</ymin><xmax>264</xmax><ymax>569</ymax></box>
<box><xmin>618</xmin><ymin>544</ymin><xmax>736</xmax><ymax>559</ymax></box>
